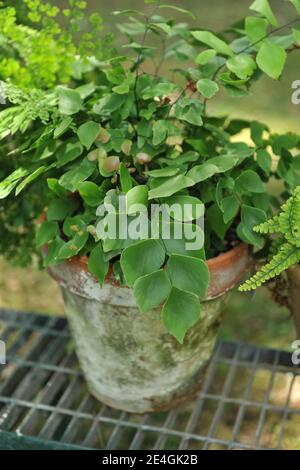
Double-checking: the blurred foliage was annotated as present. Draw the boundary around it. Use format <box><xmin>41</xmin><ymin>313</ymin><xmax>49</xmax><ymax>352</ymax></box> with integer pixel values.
<box><xmin>0</xmin><ymin>0</ymin><xmax>112</xmax><ymax>89</ymax></box>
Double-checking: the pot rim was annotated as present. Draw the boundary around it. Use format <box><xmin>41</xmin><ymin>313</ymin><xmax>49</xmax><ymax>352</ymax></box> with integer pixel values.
<box><xmin>60</xmin><ymin>242</ymin><xmax>248</xmax><ymax>271</ymax></box>
<box><xmin>49</xmin><ymin>242</ymin><xmax>250</xmax><ymax>294</ymax></box>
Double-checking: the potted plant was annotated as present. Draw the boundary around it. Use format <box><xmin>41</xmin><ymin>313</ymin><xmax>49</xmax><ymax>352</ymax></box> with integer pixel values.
<box><xmin>240</xmin><ymin>186</ymin><xmax>300</xmax><ymax>338</ymax></box>
<box><xmin>1</xmin><ymin>0</ymin><xmax>300</xmax><ymax>413</ymax></box>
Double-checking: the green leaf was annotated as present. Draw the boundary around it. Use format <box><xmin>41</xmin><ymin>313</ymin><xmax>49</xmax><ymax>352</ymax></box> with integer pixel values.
<box><xmin>36</xmin><ymin>221</ymin><xmax>59</xmax><ymax>248</ymax></box>
<box><xmin>126</xmin><ymin>185</ymin><xmax>149</xmax><ymax>214</ymax></box>
<box><xmin>192</xmin><ymin>31</ymin><xmax>233</xmax><ymax>57</ymax></box>
<box><xmin>142</xmin><ymin>82</ymin><xmax>179</xmax><ymax>100</ymax></box>
<box><xmin>187</xmin><ymin>163</ymin><xmax>219</xmax><ymax>183</ymax></box>
<box><xmin>250</xmin><ymin>121</ymin><xmax>266</xmax><ymax>145</ymax></box>
<box><xmin>15</xmin><ymin>166</ymin><xmax>46</xmax><ymax>195</ymax></box>
<box><xmin>133</xmin><ymin>270</ymin><xmax>171</xmax><ymax>312</ymax></box>
<box><xmin>43</xmin><ymin>237</ymin><xmax>65</xmax><ymax>267</ymax></box>
<box><xmin>195</xmin><ymin>49</ymin><xmax>216</xmax><ymax>65</ymax></box>
<box><xmin>174</xmin><ymin>98</ymin><xmax>203</xmax><ymax>126</ymax></box>
<box><xmin>147</xmin><ymin>167</ymin><xmax>180</xmax><ymax>178</ymax></box>
<box><xmin>207</xmin><ymin>203</ymin><xmax>232</xmax><ymax>239</ymax></box>
<box><xmin>153</xmin><ymin>120</ymin><xmax>168</xmax><ymax>146</ymax></box>
<box><xmin>290</xmin><ymin>0</ymin><xmax>300</xmax><ymax>14</ymax></box>
<box><xmin>226</xmin><ymin>55</ymin><xmax>257</xmax><ymax>79</ymax></box>
<box><xmin>164</xmin><ymin>195</ymin><xmax>204</xmax><ymax>222</ymax></box>
<box><xmin>158</xmin><ymin>221</ymin><xmax>205</xmax><ymax>257</ymax></box>
<box><xmin>75</xmin><ymin>82</ymin><xmax>96</xmax><ymax>99</ymax></box>
<box><xmin>256</xmin><ymin>40</ymin><xmax>287</xmax><ymax>79</ymax></box>
<box><xmin>245</xmin><ymin>16</ymin><xmax>268</xmax><ymax>44</ymax></box>
<box><xmin>158</xmin><ymin>5</ymin><xmax>196</xmax><ymax>19</ymax></box>
<box><xmin>57</xmin><ymin>231</ymin><xmax>89</xmax><ymax>260</ymax></box>
<box><xmin>237</xmin><ymin>205</ymin><xmax>266</xmax><ymax>246</ymax></box>
<box><xmin>0</xmin><ymin>168</ymin><xmax>28</xmax><ymax>199</ymax></box>
<box><xmin>187</xmin><ymin>156</ymin><xmax>238</xmax><ymax>184</ymax></box>
<box><xmin>257</xmin><ymin>149</ymin><xmax>272</xmax><ymax>176</ymax></box>
<box><xmin>196</xmin><ymin>79</ymin><xmax>219</xmax><ymax>98</ymax></box>
<box><xmin>162</xmin><ymin>287</ymin><xmax>200</xmax><ymax>343</ymax></box>
<box><xmin>77</xmin><ymin>121</ymin><xmax>100</xmax><ymax>150</ymax></box>
<box><xmin>250</xmin><ymin>0</ymin><xmax>278</xmax><ymax>26</ymax></box>
<box><xmin>54</xmin><ymin>117</ymin><xmax>73</xmax><ymax>139</ymax></box>
<box><xmin>63</xmin><ymin>216</ymin><xmax>87</xmax><ymax>238</ymax></box>
<box><xmin>148</xmin><ymin>175</ymin><xmax>195</xmax><ymax>199</ymax></box>
<box><xmin>167</xmin><ymin>254</ymin><xmax>210</xmax><ymax>298</ymax></box>
<box><xmin>56</xmin><ymin>139</ymin><xmax>83</xmax><ymax>167</ymax></box>
<box><xmin>119</xmin><ymin>163</ymin><xmax>133</xmax><ymax>193</ymax></box>
<box><xmin>221</xmin><ymin>195</ymin><xmax>240</xmax><ymax>224</ymax></box>
<box><xmin>120</xmin><ymin>239</ymin><xmax>165</xmax><ymax>287</ymax></box>
<box><xmin>78</xmin><ymin>182</ymin><xmax>104</xmax><ymax>207</ymax></box>
<box><xmin>99</xmin><ymin>156</ymin><xmax>120</xmax><ymax>177</ymax></box>
<box><xmin>47</xmin><ymin>198</ymin><xmax>78</xmax><ymax>221</ymax></box>
<box><xmin>235</xmin><ymin>170</ymin><xmax>265</xmax><ymax>193</ymax></box>
<box><xmin>94</xmin><ymin>94</ymin><xmax>127</xmax><ymax>115</ymax></box>
<box><xmin>88</xmin><ymin>244</ymin><xmax>109</xmax><ymax>286</ymax></box>
<box><xmin>59</xmin><ymin>159</ymin><xmax>96</xmax><ymax>192</ymax></box>
<box><xmin>57</xmin><ymin>87</ymin><xmax>83</xmax><ymax>115</ymax></box>
<box><xmin>293</xmin><ymin>29</ymin><xmax>300</xmax><ymax>45</ymax></box>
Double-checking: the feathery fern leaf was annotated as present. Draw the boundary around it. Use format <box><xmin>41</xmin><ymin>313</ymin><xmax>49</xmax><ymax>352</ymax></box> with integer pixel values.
<box><xmin>253</xmin><ymin>215</ymin><xmax>280</xmax><ymax>234</ymax></box>
<box><xmin>240</xmin><ymin>243</ymin><xmax>300</xmax><ymax>291</ymax></box>
<box><xmin>240</xmin><ymin>186</ymin><xmax>300</xmax><ymax>291</ymax></box>
<box><xmin>277</xmin><ymin>186</ymin><xmax>300</xmax><ymax>247</ymax></box>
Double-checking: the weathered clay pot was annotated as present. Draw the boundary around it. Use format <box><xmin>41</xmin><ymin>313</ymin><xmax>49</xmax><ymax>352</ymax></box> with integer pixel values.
<box><xmin>287</xmin><ymin>265</ymin><xmax>300</xmax><ymax>339</ymax></box>
<box><xmin>48</xmin><ymin>244</ymin><xmax>250</xmax><ymax>413</ymax></box>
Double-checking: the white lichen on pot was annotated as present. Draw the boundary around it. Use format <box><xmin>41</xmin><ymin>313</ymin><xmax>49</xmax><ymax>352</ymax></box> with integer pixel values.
<box><xmin>48</xmin><ymin>244</ymin><xmax>250</xmax><ymax>413</ymax></box>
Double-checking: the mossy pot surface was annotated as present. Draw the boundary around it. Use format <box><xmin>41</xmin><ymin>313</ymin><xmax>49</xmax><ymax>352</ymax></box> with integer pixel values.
<box><xmin>48</xmin><ymin>244</ymin><xmax>250</xmax><ymax>413</ymax></box>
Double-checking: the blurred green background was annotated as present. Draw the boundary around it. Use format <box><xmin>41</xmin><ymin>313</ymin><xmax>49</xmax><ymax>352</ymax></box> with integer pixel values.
<box><xmin>0</xmin><ymin>0</ymin><xmax>299</xmax><ymax>349</ymax></box>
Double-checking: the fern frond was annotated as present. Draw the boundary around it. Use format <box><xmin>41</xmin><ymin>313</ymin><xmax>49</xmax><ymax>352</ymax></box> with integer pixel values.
<box><xmin>253</xmin><ymin>215</ymin><xmax>280</xmax><ymax>234</ymax></box>
<box><xmin>278</xmin><ymin>186</ymin><xmax>300</xmax><ymax>247</ymax></box>
<box><xmin>269</xmin><ymin>236</ymin><xmax>285</xmax><ymax>257</ymax></box>
<box><xmin>239</xmin><ymin>243</ymin><xmax>300</xmax><ymax>291</ymax></box>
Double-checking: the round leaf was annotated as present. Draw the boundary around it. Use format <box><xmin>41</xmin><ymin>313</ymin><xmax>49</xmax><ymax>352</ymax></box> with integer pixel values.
<box><xmin>77</xmin><ymin>121</ymin><xmax>100</xmax><ymax>150</ymax></box>
<box><xmin>120</xmin><ymin>239</ymin><xmax>166</xmax><ymax>287</ymax></box>
<box><xmin>256</xmin><ymin>40</ymin><xmax>287</xmax><ymax>80</ymax></box>
<box><xmin>196</xmin><ymin>79</ymin><xmax>219</xmax><ymax>99</ymax></box>
<box><xmin>226</xmin><ymin>55</ymin><xmax>257</xmax><ymax>79</ymax></box>
<box><xmin>133</xmin><ymin>270</ymin><xmax>171</xmax><ymax>313</ymax></box>
<box><xmin>88</xmin><ymin>244</ymin><xmax>109</xmax><ymax>286</ymax></box>
<box><xmin>148</xmin><ymin>175</ymin><xmax>195</xmax><ymax>199</ymax></box>
<box><xmin>162</xmin><ymin>287</ymin><xmax>200</xmax><ymax>343</ymax></box>
<box><xmin>195</xmin><ymin>49</ymin><xmax>216</xmax><ymax>65</ymax></box>
<box><xmin>126</xmin><ymin>185</ymin><xmax>148</xmax><ymax>214</ymax></box>
<box><xmin>167</xmin><ymin>254</ymin><xmax>210</xmax><ymax>298</ymax></box>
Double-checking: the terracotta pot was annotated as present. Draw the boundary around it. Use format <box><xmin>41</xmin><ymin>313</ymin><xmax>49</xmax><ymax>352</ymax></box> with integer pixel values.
<box><xmin>48</xmin><ymin>243</ymin><xmax>250</xmax><ymax>413</ymax></box>
<box><xmin>287</xmin><ymin>265</ymin><xmax>300</xmax><ymax>339</ymax></box>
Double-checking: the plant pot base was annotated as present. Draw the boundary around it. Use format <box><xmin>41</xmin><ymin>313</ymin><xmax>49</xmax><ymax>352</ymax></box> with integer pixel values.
<box><xmin>85</xmin><ymin>361</ymin><xmax>209</xmax><ymax>414</ymax></box>
<box><xmin>62</xmin><ymin>286</ymin><xmax>226</xmax><ymax>413</ymax></box>
<box><xmin>48</xmin><ymin>244</ymin><xmax>250</xmax><ymax>413</ymax></box>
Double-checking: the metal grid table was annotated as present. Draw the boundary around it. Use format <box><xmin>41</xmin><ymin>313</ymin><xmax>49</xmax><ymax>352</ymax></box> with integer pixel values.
<box><xmin>0</xmin><ymin>308</ymin><xmax>299</xmax><ymax>450</ymax></box>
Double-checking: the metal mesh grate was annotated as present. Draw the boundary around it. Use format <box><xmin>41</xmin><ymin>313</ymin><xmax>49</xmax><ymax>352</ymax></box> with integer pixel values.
<box><xmin>0</xmin><ymin>308</ymin><xmax>300</xmax><ymax>450</ymax></box>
